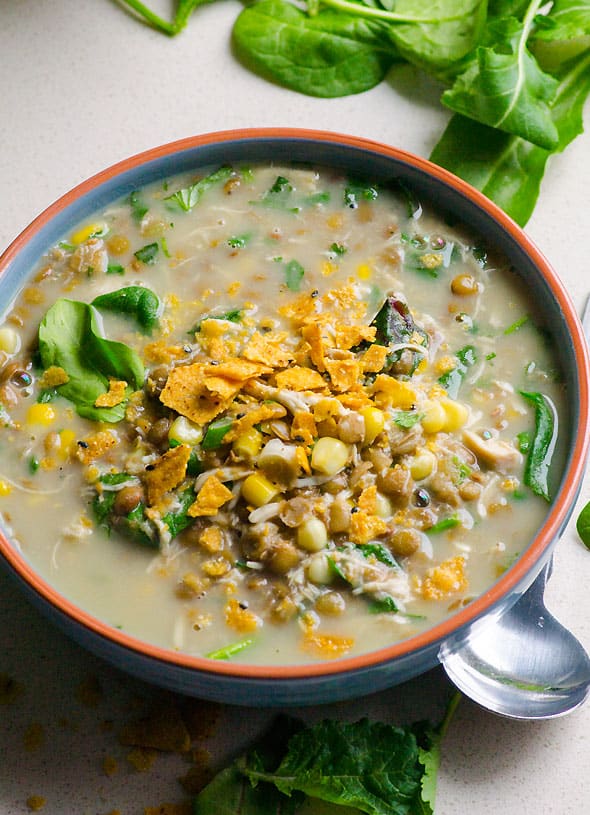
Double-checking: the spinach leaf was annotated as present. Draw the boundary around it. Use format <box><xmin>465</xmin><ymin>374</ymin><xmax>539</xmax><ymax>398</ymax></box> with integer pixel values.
<box><xmin>233</xmin><ymin>0</ymin><xmax>397</xmax><ymax>97</ymax></box>
<box><xmin>92</xmin><ymin>286</ymin><xmax>160</xmax><ymax>334</ymax></box>
<box><xmin>190</xmin><ymin>309</ymin><xmax>243</xmax><ymax>333</ymax></box>
<box><xmin>575</xmin><ymin>500</ymin><xmax>590</xmax><ymax>550</ymax></box>
<box><xmin>369</xmin><ymin>595</ymin><xmax>399</xmax><ymax>614</ymax></box>
<box><xmin>441</xmin><ymin>8</ymin><xmax>560</xmax><ymax>149</ymax></box>
<box><xmin>166</xmin><ymin>165</ymin><xmax>233</xmax><ymax>211</ymax></box>
<box><xmin>38</xmin><ymin>299</ymin><xmax>144</xmax><ymax>423</ymax></box>
<box><xmin>344</xmin><ymin>180</ymin><xmax>379</xmax><ymax>207</ymax></box>
<box><xmin>134</xmin><ymin>242</ymin><xmax>159</xmax><ymax>264</ymax></box>
<box><xmin>129</xmin><ymin>189</ymin><xmax>149</xmax><ymax>220</ymax></box>
<box><xmin>360</xmin><ymin>543</ymin><xmax>400</xmax><ymax>569</ymax></box>
<box><xmin>370</xmin><ymin>296</ymin><xmax>428</xmax><ymax>374</ymax></box>
<box><xmin>533</xmin><ymin>0</ymin><xmax>590</xmax><ymax>44</ymax></box>
<box><xmin>430</xmin><ymin>46</ymin><xmax>590</xmax><ymax>226</ymax></box>
<box><xmin>284</xmin><ymin>259</ymin><xmax>305</xmax><ymax>291</ymax></box>
<box><xmin>438</xmin><ymin>345</ymin><xmax>476</xmax><ymax>398</ymax></box>
<box><xmin>162</xmin><ymin>487</ymin><xmax>197</xmax><ymax>538</ymax></box>
<box><xmin>519</xmin><ymin>390</ymin><xmax>557</xmax><ymax>501</ymax></box>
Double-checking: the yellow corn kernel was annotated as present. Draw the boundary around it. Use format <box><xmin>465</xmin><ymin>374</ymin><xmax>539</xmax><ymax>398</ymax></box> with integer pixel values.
<box><xmin>0</xmin><ymin>479</ymin><xmax>12</xmax><ymax>496</ymax></box>
<box><xmin>408</xmin><ymin>448</ymin><xmax>436</xmax><ymax>481</ymax></box>
<box><xmin>168</xmin><ymin>415</ymin><xmax>203</xmax><ymax>446</ymax></box>
<box><xmin>360</xmin><ymin>406</ymin><xmax>385</xmax><ymax>444</ymax></box>
<box><xmin>356</xmin><ymin>263</ymin><xmax>372</xmax><ymax>281</ymax></box>
<box><xmin>0</xmin><ymin>326</ymin><xmax>20</xmax><ymax>355</ymax></box>
<box><xmin>421</xmin><ymin>399</ymin><xmax>447</xmax><ymax>434</ymax></box>
<box><xmin>435</xmin><ymin>355</ymin><xmax>456</xmax><ymax>375</ymax></box>
<box><xmin>241</xmin><ymin>473</ymin><xmax>280</xmax><ymax>507</ymax></box>
<box><xmin>297</xmin><ymin>518</ymin><xmax>328</xmax><ymax>552</ymax></box>
<box><xmin>70</xmin><ymin>222</ymin><xmax>107</xmax><ymax>245</ymax></box>
<box><xmin>321</xmin><ymin>260</ymin><xmax>337</xmax><ymax>277</ymax></box>
<box><xmin>306</xmin><ymin>552</ymin><xmax>334</xmax><ymax>585</ymax></box>
<box><xmin>58</xmin><ymin>429</ymin><xmax>76</xmax><ymax>460</ymax></box>
<box><xmin>106</xmin><ymin>234</ymin><xmax>130</xmax><ymax>255</ymax></box>
<box><xmin>26</xmin><ymin>403</ymin><xmax>56</xmax><ymax>426</ymax></box>
<box><xmin>374</xmin><ymin>492</ymin><xmax>393</xmax><ymax>518</ymax></box>
<box><xmin>310</xmin><ymin>437</ymin><xmax>351</xmax><ymax>475</ymax></box>
<box><xmin>326</xmin><ymin>212</ymin><xmax>344</xmax><ymax>229</ymax></box>
<box><xmin>232</xmin><ymin>427</ymin><xmax>263</xmax><ymax>460</ymax></box>
<box><xmin>441</xmin><ymin>398</ymin><xmax>469</xmax><ymax>431</ymax></box>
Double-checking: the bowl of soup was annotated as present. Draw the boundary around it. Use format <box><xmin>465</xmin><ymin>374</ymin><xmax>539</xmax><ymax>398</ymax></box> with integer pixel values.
<box><xmin>0</xmin><ymin>129</ymin><xmax>587</xmax><ymax>705</ymax></box>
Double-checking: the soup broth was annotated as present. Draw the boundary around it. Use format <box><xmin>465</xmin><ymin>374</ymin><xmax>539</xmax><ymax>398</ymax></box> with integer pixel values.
<box><xmin>0</xmin><ymin>164</ymin><xmax>561</xmax><ymax>664</ymax></box>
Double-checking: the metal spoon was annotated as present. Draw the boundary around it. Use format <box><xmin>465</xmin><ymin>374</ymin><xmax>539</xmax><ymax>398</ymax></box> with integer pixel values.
<box><xmin>440</xmin><ymin>561</ymin><xmax>590</xmax><ymax>718</ymax></box>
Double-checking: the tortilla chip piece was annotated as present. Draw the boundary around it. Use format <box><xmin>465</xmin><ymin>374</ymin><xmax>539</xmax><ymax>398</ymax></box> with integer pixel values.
<box><xmin>278</xmin><ymin>293</ymin><xmax>318</xmax><ymax>326</ymax></box>
<box><xmin>39</xmin><ymin>365</ymin><xmax>69</xmax><ymax>388</ymax></box>
<box><xmin>213</xmin><ymin>359</ymin><xmax>272</xmax><ymax>381</ymax></box>
<box><xmin>336</xmin><ymin>390</ymin><xmax>374</xmax><ymax>410</ymax></box>
<box><xmin>94</xmin><ymin>379</ymin><xmax>128</xmax><ymax>408</ymax></box>
<box><xmin>312</xmin><ymin>397</ymin><xmax>343</xmax><ymax>423</ymax></box>
<box><xmin>371</xmin><ymin>374</ymin><xmax>416</xmax><ymax>410</ymax></box>
<box><xmin>349</xmin><ymin>509</ymin><xmax>388</xmax><ymax>545</ymax></box>
<box><xmin>325</xmin><ymin>359</ymin><xmax>361</xmax><ymax>392</ymax></box>
<box><xmin>421</xmin><ymin>557</ymin><xmax>467</xmax><ymax>600</ymax></box>
<box><xmin>188</xmin><ymin>475</ymin><xmax>233</xmax><ymax>517</ymax></box>
<box><xmin>301</xmin><ymin>323</ymin><xmax>327</xmax><ymax>371</ymax></box>
<box><xmin>358</xmin><ymin>484</ymin><xmax>378</xmax><ymax>515</ymax></box>
<box><xmin>275</xmin><ymin>366</ymin><xmax>327</xmax><ymax>391</ymax></box>
<box><xmin>160</xmin><ymin>364</ymin><xmax>231</xmax><ymax>425</ymax></box>
<box><xmin>335</xmin><ymin>324</ymin><xmax>376</xmax><ymax>350</ymax></box>
<box><xmin>119</xmin><ymin>700</ymin><xmax>191</xmax><ymax>752</ymax></box>
<box><xmin>361</xmin><ymin>344</ymin><xmax>389</xmax><ymax>373</ymax></box>
<box><xmin>145</xmin><ymin>444</ymin><xmax>191</xmax><ymax>507</ymax></box>
<box><xmin>225</xmin><ymin>402</ymin><xmax>287</xmax><ymax>441</ymax></box>
<box><xmin>242</xmin><ymin>331</ymin><xmax>293</xmax><ymax>368</ymax></box>
<box><xmin>144</xmin><ymin>341</ymin><xmax>188</xmax><ymax>364</ymax></box>
<box><xmin>302</xmin><ymin>631</ymin><xmax>354</xmax><ymax>660</ymax></box>
<box><xmin>76</xmin><ymin>430</ymin><xmax>117</xmax><ymax>464</ymax></box>
<box><xmin>291</xmin><ymin>411</ymin><xmax>317</xmax><ymax>448</ymax></box>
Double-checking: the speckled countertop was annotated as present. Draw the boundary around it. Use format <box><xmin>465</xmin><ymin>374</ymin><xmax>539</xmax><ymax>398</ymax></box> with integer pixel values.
<box><xmin>1</xmin><ymin>2</ymin><xmax>589</xmax><ymax>813</ymax></box>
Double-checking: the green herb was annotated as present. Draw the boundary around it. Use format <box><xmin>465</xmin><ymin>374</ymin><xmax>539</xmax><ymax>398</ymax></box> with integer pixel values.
<box><xmin>162</xmin><ymin>487</ymin><xmax>197</xmax><ymax>538</ymax></box>
<box><xmin>206</xmin><ymin>638</ymin><xmax>255</xmax><ymax>660</ymax></box>
<box><xmin>504</xmin><ymin>314</ymin><xmax>529</xmax><ymax>334</ymax></box>
<box><xmin>134</xmin><ymin>242</ymin><xmax>159</xmax><ymax>265</ymax></box>
<box><xmin>227</xmin><ymin>233</ymin><xmax>251</xmax><ymax>248</ymax></box>
<box><xmin>201</xmin><ymin>416</ymin><xmax>234</xmax><ymax>450</ymax></box>
<box><xmin>329</xmin><ymin>242</ymin><xmax>347</xmax><ymax>256</ymax></box>
<box><xmin>438</xmin><ymin>345</ymin><xmax>477</xmax><ymax>398</ymax></box>
<box><xmin>393</xmin><ymin>409</ymin><xmax>424</xmax><ymax>429</ymax></box>
<box><xmin>37</xmin><ymin>388</ymin><xmax>58</xmax><ymax>404</ymax></box>
<box><xmin>344</xmin><ymin>181</ymin><xmax>378</xmax><ymax>208</ymax></box>
<box><xmin>38</xmin><ymin>299</ymin><xmax>144</xmax><ymax>423</ymax></box>
<box><xmin>106</xmin><ymin>263</ymin><xmax>125</xmax><ymax>276</ymax></box>
<box><xmin>428</xmin><ymin>515</ymin><xmax>461</xmax><ymax>533</ymax></box>
<box><xmin>517</xmin><ymin>430</ymin><xmax>531</xmax><ymax>453</ymax></box>
<box><xmin>129</xmin><ymin>190</ymin><xmax>148</xmax><ymax>220</ymax></box>
<box><xmin>165</xmin><ymin>165</ymin><xmax>233</xmax><ymax>212</ymax></box>
<box><xmin>252</xmin><ymin>174</ymin><xmax>300</xmax><ymax>212</ymax></box>
<box><xmin>190</xmin><ymin>308</ymin><xmax>243</xmax><ymax>333</ymax></box>
<box><xmin>452</xmin><ymin>456</ymin><xmax>471</xmax><ymax>484</ymax></box>
<box><xmin>28</xmin><ymin>456</ymin><xmax>40</xmax><ymax>474</ymax></box>
<box><xmin>92</xmin><ymin>285</ymin><xmax>160</xmax><ymax>333</ymax></box>
<box><xmin>519</xmin><ymin>390</ymin><xmax>557</xmax><ymax>501</ymax></box>
<box><xmin>161</xmin><ymin>236</ymin><xmax>171</xmax><ymax>258</ymax></box>
<box><xmin>284</xmin><ymin>259</ymin><xmax>305</xmax><ymax>291</ymax></box>
<box><xmin>369</xmin><ymin>595</ymin><xmax>399</xmax><ymax>614</ymax></box>
<box><xmin>359</xmin><ymin>543</ymin><xmax>399</xmax><ymax>569</ymax></box>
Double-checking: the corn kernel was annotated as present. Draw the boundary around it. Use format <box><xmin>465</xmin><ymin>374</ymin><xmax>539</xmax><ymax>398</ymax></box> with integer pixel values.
<box><xmin>58</xmin><ymin>429</ymin><xmax>76</xmax><ymax>460</ymax></box>
<box><xmin>0</xmin><ymin>479</ymin><xmax>12</xmax><ymax>496</ymax></box>
<box><xmin>408</xmin><ymin>448</ymin><xmax>436</xmax><ymax>481</ymax></box>
<box><xmin>232</xmin><ymin>428</ymin><xmax>263</xmax><ymax>460</ymax></box>
<box><xmin>297</xmin><ymin>518</ymin><xmax>328</xmax><ymax>552</ymax></box>
<box><xmin>168</xmin><ymin>415</ymin><xmax>203</xmax><ymax>446</ymax></box>
<box><xmin>107</xmin><ymin>234</ymin><xmax>130</xmax><ymax>255</ymax></box>
<box><xmin>70</xmin><ymin>222</ymin><xmax>107</xmax><ymax>245</ymax></box>
<box><xmin>360</xmin><ymin>406</ymin><xmax>385</xmax><ymax>444</ymax></box>
<box><xmin>0</xmin><ymin>327</ymin><xmax>20</xmax><ymax>355</ymax></box>
<box><xmin>26</xmin><ymin>403</ymin><xmax>56</xmax><ymax>426</ymax></box>
<box><xmin>326</xmin><ymin>212</ymin><xmax>344</xmax><ymax>229</ymax></box>
<box><xmin>375</xmin><ymin>492</ymin><xmax>393</xmax><ymax>518</ymax></box>
<box><xmin>421</xmin><ymin>399</ymin><xmax>447</xmax><ymax>434</ymax></box>
<box><xmin>306</xmin><ymin>552</ymin><xmax>334</xmax><ymax>585</ymax></box>
<box><xmin>435</xmin><ymin>356</ymin><xmax>456</xmax><ymax>375</ymax></box>
<box><xmin>321</xmin><ymin>260</ymin><xmax>337</xmax><ymax>277</ymax></box>
<box><xmin>241</xmin><ymin>473</ymin><xmax>280</xmax><ymax>507</ymax></box>
<box><xmin>311</xmin><ymin>437</ymin><xmax>350</xmax><ymax>475</ymax></box>
<box><xmin>356</xmin><ymin>263</ymin><xmax>372</xmax><ymax>281</ymax></box>
<box><xmin>441</xmin><ymin>398</ymin><xmax>469</xmax><ymax>431</ymax></box>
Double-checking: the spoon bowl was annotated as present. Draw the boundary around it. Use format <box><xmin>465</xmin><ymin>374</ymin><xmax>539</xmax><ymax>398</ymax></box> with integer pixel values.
<box><xmin>440</xmin><ymin>561</ymin><xmax>590</xmax><ymax>719</ymax></box>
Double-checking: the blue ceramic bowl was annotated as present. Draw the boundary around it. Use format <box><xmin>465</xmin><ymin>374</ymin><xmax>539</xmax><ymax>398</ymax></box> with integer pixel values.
<box><xmin>0</xmin><ymin>129</ymin><xmax>588</xmax><ymax>706</ymax></box>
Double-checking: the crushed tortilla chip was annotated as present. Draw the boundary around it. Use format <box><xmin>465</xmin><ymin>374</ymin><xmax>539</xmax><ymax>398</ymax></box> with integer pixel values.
<box><xmin>349</xmin><ymin>509</ymin><xmax>388</xmax><ymax>545</ymax></box>
<box><xmin>242</xmin><ymin>331</ymin><xmax>293</xmax><ymax>368</ymax></box>
<box><xmin>198</xmin><ymin>526</ymin><xmax>224</xmax><ymax>553</ymax></box>
<box><xmin>145</xmin><ymin>444</ymin><xmax>191</xmax><ymax>506</ymax></box>
<box><xmin>291</xmin><ymin>411</ymin><xmax>317</xmax><ymax>448</ymax></box>
<box><xmin>213</xmin><ymin>359</ymin><xmax>272</xmax><ymax>381</ymax></box>
<box><xmin>39</xmin><ymin>365</ymin><xmax>69</xmax><ymax>388</ymax></box>
<box><xmin>160</xmin><ymin>364</ymin><xmax>232</xmax><ymax>425</ymax></box>
<box><xmin>421</xmin><ymin>556</ymin><xmax>467</xmax><ymax>600</ymax></box>
<box><xmin>324</xmin><ymin>359</ymin><xmax>361</xmax><ymax>392</ymax></box>
<box><xmin>278</xmin><ymin>293</ymin><xmax>319</xmax><ymax>325</ymax></box>
<box><xmin>302</xmin><ymin>631</ymin><xmax>354</xmax><ymax>659</ymax></box>
<box><xmin>144</xmin><ymin>341</ymin><xmax>188</xmax><ymax>364</ymax></box>
<box><xmin>357</xmin><ymin>485</ymin><xmax>378</xmax><ymax>515</ymax></box>
<box><xmin>301</xmin><ymin>323</ymin><xmax>327</xmax><ymax>371</ymax></box>
<box><xmin>225</xmin><ymin>401</ymin><xmax>287</xmax><ymax>441</ymax></box>
<box><xmin>188</xmin><ymin>475</ymin><xmax>233</xmax><ymax>517</ymax></box>
<box><xmin>76</xmin><ymin>430</ymin><xmax>117</xmax><ymax>464</ymax></box>
<box><xmin>371</xmin><ymin>374</ymin><xmax>417</xmax><ymax>409</ymax></box>
<box><xmin>94</xmin><ymin>379</ymin><xmax>128</xmax><ymax>408</ymax></box>
<box><xmin>361</xmin><ymin>344</ymin><xmax>389</xmax><ymax>372</ymax></box>
<box><xmin>335</xmin><ymin>324</ymin><xmax>376</xmax><ymax>350</ymax></box>
<box><xmin>275</xmin><ymin>366</ymin><xmax>327</xmax><ymax>391</ymax></box>
<box><xmin>312</xmin><ymin>397</ymin><xmax>343</xmax><ymax>423</ymax></box>
<box><xmin>224</xmin><ymin>598</ymin><xmax>261</xmax><ymax>632</ymax></box>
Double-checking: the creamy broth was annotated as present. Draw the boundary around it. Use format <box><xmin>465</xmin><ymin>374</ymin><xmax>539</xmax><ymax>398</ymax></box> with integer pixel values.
<box><xmin>0</xmin><ymin>164</ymin><xmax>561</xmax><ymax>664</ymax></box>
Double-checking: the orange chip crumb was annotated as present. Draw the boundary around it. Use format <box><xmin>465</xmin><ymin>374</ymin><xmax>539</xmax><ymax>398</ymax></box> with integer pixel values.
<box><xmin>145</xmin><ymin>444</ymin><xmax>191</xmax><ymax>506</ymax></box>
<box><xmin>94</xmin><ymin>378</ymin><xmax>128</xmax><ymax>408</ymax></box>
<box><xmin>358</xmin><ymin>485</ymin><xmax>378</xmax><ymax>515</ymax></box>
<box><xmin>371</xmin><ymin>374</ymin><xmax>416</xmax><ymax>409</ymax></box>
<box><xmin>421</xmin><ymin>557</ymin><xmax>467</xmax><ymax>600</ymax></box>
<box><xmin>349</xmin><ymin>509</ymin><xmax>388</xmax><ymax>545</ymax></box>
<box><xmin>127</xmin><ymin>747</ymin><xmax>158</xmax><ymax>772</ymax></box>
<box><xmin>302</xmin><ymin>631</ymin><xmax>354</xmax><ymax>659</ymax></box>
<box><xmin>144</xmin><ymin>342</ymin><xmax>187</xmax><ymax>364</ymax></box>
<box><xmin>188</xmin><ymin>476</ymin><xmax>233</xmax><ymax>517</ymax></box>
<box><xmin>335</xmin><ymin>324</ymin><xmax>376</xmax><ymax>350</ymax></box>
<box><xmin>103</xmin><ymin>755</ymin><xmax>118</xmax><ymax>777</ymax></box>
<box><xmin>275</xmin><ymin>366</ymin><xmax>326</xmax><ymax>391</ymax></box>
<box><xmin>224</xmin><ymin>598</ymin><xmax>261</xmax><ymax>633</ymax></box>
<box><xmin>39</xmin><ymin>365</ymin><xmax>69</xmax><ymax>388</ymax></box>
<box><xmin>76</xmin><ymin>430</ymin><xmax>118</xmax><ymax>464</ymax></box>
<box><xmin>26</xmin><ymin>796</ymin><xmax>46</xmax><ymax>812</ymax></box>
<box><xmin>325</xmin><ymin>359</ymin><xmax>361</xmax><ymax>392</ymax></box>
<box><xmin>312</xmin><ymin>397</ymin><xmax>343</xmax><ymax>423</ymax></box>
<box><xmin>361</xmin><ymin>344</ymin><xmax>389</xmax><ymax>372</ymax></box>
<box><xmin>160</xmin><ymin>364</ymin><xmax>232</xmax><ymax>425</ymax></box>
<box><xmin>242</xmin><ymin>332</ymin><xmax>293</xmax><ymax>368</ymax></box>
<box><xmin>198</xmin><ymin>526</ymin><xmax>224</xmax><ymax>553</ymax></box>
<box><xmin>225</xmin><ymin>402</ymin><xmax>287</xmax><ymax>441</ymax></box>
<box><xmin>291</xmin><ymin>411</ymin><xmax>317</xmax><ymax>448</ymax></box>
<box><xmin>278</xmin><ymin>293</ymin><xmax>319</xmax><ymax>325</ymax></box>
<box><xmin>301</xmin><ymin>323</ymin><xmax>327</xmax><ymax>371</ymax></box>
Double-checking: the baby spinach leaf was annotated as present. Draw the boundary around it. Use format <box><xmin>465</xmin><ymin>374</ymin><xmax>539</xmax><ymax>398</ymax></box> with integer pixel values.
<box><xmin>38</xmin><ymin>299</ymin><xmax>145</xmax><ymax>423</ymax></box>
<box><xmin>233</xmin><ymin>0</ymin><xmax>397</xmax><ymax>97</ymax></box>
<box><xmin>284</xmin><ymin>259</ymin><xmax>305</xmax><ymax>291</ymax></box>
<box><xmin>532</xmin><ymin>0</ymin><xmax>590</xmax><ymax>43</ymax></box>
<box><xmin>369</xmin><ymin>595</ymin><xmax>399</xmax><ymax>613</ymax></box>
<box><xmin>441</xmin><ymin>9</ymin><xmax>560</xmax><ymax>149</ymax></box>
<box><xmin>166</xmin><ymin>165</ymin><xmax>233</xmax><ymax>211</ymax></box>
<box><xmin>129</xmin><ymin>189</ymin><xmax>149</xmax><ymax>220</ymax></box>
<box><xmin>519</xmin><ymin>390</ymin><xmax>557</xmax><ymax>502</ymax></box>
<box><xmin>162</xmin><ymin>487</ymin><xmax>197</xmax><ymax>538</ymax></box>
<box><xmin>134</xmin><ymin>242</ymin><xmax>159</xmax><ymax>264</ymax></box>
<box><xmin>438</xmin><ymin>345</ymin><xmax>476</xmax><ymax>398</ymax></box>
<box><xmin>431</xmin><ymin>49</ymin><xmax>590</xmax><ymax>226</ymax></box>
<box><xmin>92</xmin><ymin>285</ymin><xmax>160</xmax><ymax>333</ymax></box>
<box><xmin>575</xmin><ymin>500</ymin><xmax>590</xmax><ymax>550</ymax></box>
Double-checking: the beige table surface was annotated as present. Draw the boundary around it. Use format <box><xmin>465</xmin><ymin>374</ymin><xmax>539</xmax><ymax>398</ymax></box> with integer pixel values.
<box><xmin>1</xmin><ymin>2</ymin><xmax>589</xmax><ymax>813</ymax></box>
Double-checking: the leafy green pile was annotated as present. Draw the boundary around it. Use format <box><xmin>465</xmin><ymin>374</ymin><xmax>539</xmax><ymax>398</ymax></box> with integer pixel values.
<box><xmin>193</xmin><ymin>696</ymin><xmax>460</xmax><ymax>814</ymax></box>
<box><xmin>114</xmin><ymin>0</ymin><xmax>590</xmax><ymax>226</ymax></box>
